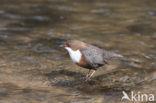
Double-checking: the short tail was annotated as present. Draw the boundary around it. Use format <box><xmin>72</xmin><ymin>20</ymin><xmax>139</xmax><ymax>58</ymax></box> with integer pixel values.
<box><xmin>112</xmin><ymin>53</ymin><xmax>123</xmax><ymax>58</ymax></box>
<box><xmin>103</xmin><ymin>50</ymin><xmax>124</xmax><ymax>60</ymax></box>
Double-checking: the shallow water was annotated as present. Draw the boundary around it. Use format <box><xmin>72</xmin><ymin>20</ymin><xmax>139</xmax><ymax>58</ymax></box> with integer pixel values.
<box><xmin>0</xmin><ymin>0</ymin><xmax>156</xmax><ymax>103</ymax></box>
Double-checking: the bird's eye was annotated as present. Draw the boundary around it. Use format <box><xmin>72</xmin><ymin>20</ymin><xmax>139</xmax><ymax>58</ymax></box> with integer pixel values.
<box><xmin>64</xmin><ymin>43</ymin><xmax>70</xmax><ymax>48</ymax></box>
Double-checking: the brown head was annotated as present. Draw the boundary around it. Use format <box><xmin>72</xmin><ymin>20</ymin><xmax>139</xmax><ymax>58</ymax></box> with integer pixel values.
<box><xmin>64</xmin><ymin>40</ymin><xmax>87</xmax><ymax>51</ymax></box>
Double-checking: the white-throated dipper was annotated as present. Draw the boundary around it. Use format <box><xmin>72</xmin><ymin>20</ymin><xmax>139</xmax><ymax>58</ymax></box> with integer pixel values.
<box><xmin>64</xmin><ymin>40</ymin><xmax>123</xmax><ymax>80</ymax></box>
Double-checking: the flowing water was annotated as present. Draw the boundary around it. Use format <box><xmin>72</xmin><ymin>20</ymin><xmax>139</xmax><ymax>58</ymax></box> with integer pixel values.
<box><xmin>0</xmin><ymin>0</ymin><xmax>156</xmax><ymax>103</ymax></box>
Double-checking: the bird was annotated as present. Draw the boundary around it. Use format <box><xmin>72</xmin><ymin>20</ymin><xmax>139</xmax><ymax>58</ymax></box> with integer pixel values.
<box><xmin>63</xmin><ymin>40</ymin><xmax>123</xmax><ymax>80</ymax></box>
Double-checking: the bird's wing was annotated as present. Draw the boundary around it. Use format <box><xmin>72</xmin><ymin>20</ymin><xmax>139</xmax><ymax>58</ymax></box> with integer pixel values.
<box><xmin>80</xmin><ymin>45</ymin><xmax>105</xmax><ymax>68</ymax></box>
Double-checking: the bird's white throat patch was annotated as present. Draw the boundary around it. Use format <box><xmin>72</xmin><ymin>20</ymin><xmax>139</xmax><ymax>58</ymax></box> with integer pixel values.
<box><xmin>65</xmin><ymin>47</ymin><xmax>82</xmax><ymax>63</ymax></box>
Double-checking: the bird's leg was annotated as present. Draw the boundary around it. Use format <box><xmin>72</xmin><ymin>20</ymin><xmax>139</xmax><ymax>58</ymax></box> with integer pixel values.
<box><xmin>88</xmin><ymin>70</ymin><xmax>95</xmax><ymax>79</ymax></box>
<box><xmin>85</xmin><ymin>70</ymin><xmax>96</xmax><ymax>81</ymax></box>
<box><xmin>86</xmin><ymin>69</ymin><xmax>91</xmax><ymax>78</ymax></box>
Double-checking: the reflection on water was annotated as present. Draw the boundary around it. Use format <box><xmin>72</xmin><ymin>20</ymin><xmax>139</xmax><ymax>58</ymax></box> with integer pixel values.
<box><xmin>0</xmin><ymin>0</ymin><xmax>156</xmax><ymax>103</ymax></box>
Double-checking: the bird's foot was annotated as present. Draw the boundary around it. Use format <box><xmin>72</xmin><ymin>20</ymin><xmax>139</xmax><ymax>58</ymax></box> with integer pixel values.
<box><xmin>84</xmin><ymin>73</ymin><xmax>89</xmax><ymax>81</ymax></box>
<box><xmin>84</xmin><ymin>75</ymin><xmax>91</xmax><ymax>81</ymax></box>
<box><xmin>82</xmin><ymin>70</ymin><xmax>96</xmax><ymax>81</ymax></box>
<box><xmin>85</xmin><ymin>77</ymin><xmax>90</xmax><ymax>81</ymax></box>
<box><xmin>80</xmin><ymin>75</ymin><xmax>90</xmax><ymax>81</ymax></box>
